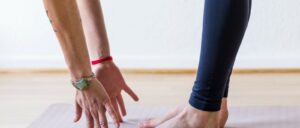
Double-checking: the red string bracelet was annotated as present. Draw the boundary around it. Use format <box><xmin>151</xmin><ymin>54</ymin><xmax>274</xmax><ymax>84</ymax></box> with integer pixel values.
<box><xmin>91</xmin><ymin>56</ymin><xmax>113</xmax><ymax>65</ymax></box>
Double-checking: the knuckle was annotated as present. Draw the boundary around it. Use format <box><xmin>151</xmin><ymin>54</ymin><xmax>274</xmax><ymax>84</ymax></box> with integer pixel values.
<box><xmin>91</xmin><ymin>99</ymin><xmax>98</xmax><ymax>104</ymax></box>
<box><xmin>89</xmin><ymin>99</ymin><xmax>99</xmax><ymax>108</ymax></box>
<box><xmin>84</xmin><ymin>109</ymin><xmax>90</xmax><ymax>115</ymax></box>
<box><xmin>102</xmin><ymin>98</ymin><xmax>110</xmax><ymax>104</ymax></box>
<box><xmin>100</xmin><ymin>122</ymin><xmax>108</xmax><ymax>127</ymax></box>
<box><xmin>108</xmin><ymin>109</ymin><xmax>113</xmax><ymax>114</ymax></box>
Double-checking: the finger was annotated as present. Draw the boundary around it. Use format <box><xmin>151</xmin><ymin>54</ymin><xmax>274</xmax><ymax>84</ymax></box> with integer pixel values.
<box><xmin>116</xmin><ymin>95</ymin><xmax>126</xmax><ymax>116</ymax></box>
<box><xmin>104</xmin><ymin>101</ymin><xmax>120</xmax><ymax>128</ymax></box>
<box><xmin>74</xmin><ymin>101</ymin><xmax>82</xmax><ymax>122</ymax></box>
<box><xmin>98</xmin><ymin>107</ymin><xmax>108</xmax><ymax>128</ymax></box>
<box><xmin>111</xmin><ymin>98</ymin><xmax>123</xmax><ymax>122</ymax></box>
<box><xmin>85</xmin><ymin>110</ymin><xmax>94</xmax><ymax>128</ymax></box>
<box><xmin>124</xmin><ymin>85</ymin><xmax>139</xmax><ymax>101</ymax></box>
<box><xmin>91</xmin><ymin>111</ymin><xmax>101</xmax><ymax>128</ymax></box>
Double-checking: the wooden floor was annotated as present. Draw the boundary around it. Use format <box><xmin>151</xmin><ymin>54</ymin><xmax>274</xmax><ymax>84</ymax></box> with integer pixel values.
<box><xmin>1</xmin><ymin>73</ymin><xmax>300</xmax><ymax>128</ymax></box>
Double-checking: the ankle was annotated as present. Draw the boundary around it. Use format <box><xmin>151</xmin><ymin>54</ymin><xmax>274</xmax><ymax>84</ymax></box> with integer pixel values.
<box><xmin>186</xmin><ymin>104</ymin><xmax>219</xmax><ymax>117</ymax></box>
<box><xmin>180</xmin><ymin>105</ymin><xmax>219</xmax><ymax>127</ymax></box>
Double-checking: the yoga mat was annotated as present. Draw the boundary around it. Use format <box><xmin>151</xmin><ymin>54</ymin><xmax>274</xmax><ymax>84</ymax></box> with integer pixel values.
<box><xmin>28</xmin><ymin>104</ymin><xmax>300</xmax><ymax>128</ymax></box>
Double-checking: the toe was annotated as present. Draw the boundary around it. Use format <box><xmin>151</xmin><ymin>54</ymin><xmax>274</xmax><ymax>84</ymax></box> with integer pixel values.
<box><xmin>139</xmin><ymin>119</ymin><xmax>156</xmax><ymax>128</ymax></box>
<box><xmin>139</xmin><ymin>105</ymin><xmax>185</xmax><ymax>128</ymax></box>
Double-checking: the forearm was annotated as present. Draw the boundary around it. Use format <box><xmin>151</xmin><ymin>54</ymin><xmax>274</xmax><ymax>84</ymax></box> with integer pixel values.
<box><xmin>43</xmin><ymin>0</ymin><xmax>92</xmax><ymax>80</ymax></box>
<box><xmin>76</xmin><ymin>0</ymin><xmax>110</xmax><ymax>60</ymax></box>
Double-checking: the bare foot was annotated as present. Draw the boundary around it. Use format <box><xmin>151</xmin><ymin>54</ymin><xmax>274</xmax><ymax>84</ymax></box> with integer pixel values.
<box><xmin>142</xmin><ymin>104</ymin><xmax>219</xmax><ymax>128</ymax></box>
<box><xmin>139</xmin><ymin>104</ymin><xmax>219</xmax><ymax>128</ymax></box>
<box><xmin>139</xmin><ymin>104</ymin><xmax>185</xmax><ymax>128</ymax></box>
<box><xmin>139</xmin><ymin>98</ymin><xmax>229</xmax><ymax>128</ymax></box>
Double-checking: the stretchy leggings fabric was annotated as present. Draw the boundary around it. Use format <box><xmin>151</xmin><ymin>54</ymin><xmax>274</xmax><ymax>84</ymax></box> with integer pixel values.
<box><xmin>189</xmin><ymin>0</ymin><xmax>252</xmax><ymax>111</ymax></box>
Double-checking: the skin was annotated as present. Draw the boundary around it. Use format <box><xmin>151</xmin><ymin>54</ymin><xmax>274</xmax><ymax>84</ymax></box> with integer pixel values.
<box><xmin>43</xmin><ymin>0</ymin><xmax>228</xmax><ymax>127</ymax></box>
<box><xmin>140</xmin><ymin>98</ymin><xmax>229</xmax><ymax>128</ymax></box>
<box><xmin>76</xmin><ymin>0</ymin><xmax>139</xmax><ymax>122</ymax></box>
<box><xmin>43</xmin><ymin>0</ymin><xmax>120</xmax><ymax>127</ymax></box>
<box><xmin>218</xmin><ymin>98</ymin><xmax>229</xmax><ymax>128</ymax></box>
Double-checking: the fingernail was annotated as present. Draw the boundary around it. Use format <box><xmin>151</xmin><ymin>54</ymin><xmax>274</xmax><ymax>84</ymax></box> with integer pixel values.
<box><xmin>73</xmin><ymin>118</ymin><xmax>78</xmax><ymax>122</ymax></box>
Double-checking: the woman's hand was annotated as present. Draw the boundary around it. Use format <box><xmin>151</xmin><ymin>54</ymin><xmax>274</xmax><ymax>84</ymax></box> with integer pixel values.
<box><xmin>73</xmin><ymin>78</ymin><xmax>120</xmax><ymax>128</ymax></box>
<box><xmin>94</xmin><ymin>61</ymin><xmax>139</xmax><ymax>121</ymax></box>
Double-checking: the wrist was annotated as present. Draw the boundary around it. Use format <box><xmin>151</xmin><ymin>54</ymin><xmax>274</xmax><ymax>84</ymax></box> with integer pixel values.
<box><xmin>66</xmin><ymin>60</ymin><xmax>93</xmax><ymax>81</ymax></box>
<box><xmin>90</xmin><ymin>47</ymin><xmax>110</xmax><ymax>61</ymax></box>
<box><xmin>91</xmin><ymin>56</ymin><xmax>113</xmax><ymax>65</ymax></box>
<box><xmin>70</xmin><ymin>69</ymin><xmax>93</xmax><ymax>81</ymax></box>
<box><xmin>71</xmin><ymin>73</ymin><xmax>96</xmax><ymax>90</ymax></box>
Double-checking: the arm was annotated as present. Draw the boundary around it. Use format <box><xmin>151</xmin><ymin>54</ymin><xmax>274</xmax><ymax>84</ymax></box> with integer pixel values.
<box><xmin>76</xmin><ymin>0</ymin><xmax>139</xmax><ymax>121</ymax></box>
<box><xmin>43</xmin><ymin>0</ymin><xmax>119</xmax><ymax>127</ymax></box>
<box><xmin>75</xmin><ymin>0</ymin><xmax>110</xmax><ymax>60</ymax></box>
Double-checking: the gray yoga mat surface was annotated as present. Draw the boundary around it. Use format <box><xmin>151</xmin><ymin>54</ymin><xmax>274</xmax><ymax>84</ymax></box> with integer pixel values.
<box><xmin>29</xmin><ymin>104</ymin><xmax>300</xmax><ymax>128</ymax></box>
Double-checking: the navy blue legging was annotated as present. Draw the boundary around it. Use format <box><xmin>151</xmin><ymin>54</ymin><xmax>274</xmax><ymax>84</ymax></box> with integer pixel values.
<box><xmin>189</xmin><ymin>0</ymin><xmax>252</xmax><ymax>111</ymax></box>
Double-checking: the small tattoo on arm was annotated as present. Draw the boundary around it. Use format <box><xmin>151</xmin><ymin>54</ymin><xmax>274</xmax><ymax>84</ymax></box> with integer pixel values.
<box><xmin>46</xmin><ymin>10</ymin><xmax>58</xmax><ymax>33</ymax></box>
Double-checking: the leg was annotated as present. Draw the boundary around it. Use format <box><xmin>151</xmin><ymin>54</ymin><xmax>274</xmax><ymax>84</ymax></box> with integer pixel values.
<box><xmin>219</xmin><ymin>0</ymin><xmax>253</xmax><ymax>124</ymax></box>
<box><xmin>218</xmin><ymin>70</ymin><xmax>231</xmax><ymax>128</ymax></box>
<box><xmin>76</xmin><ymin>0</ymin><xmax>139</xmax><ymax>122</ymax></box>
<box><xmin>140</xmin><ymin>0</ymin><xmax>251</xmax><ymax>128</ymax></box>
<box><xmin>222</xmin><ymin>70</ymin><xmax>231</xmax><ymax>98</ymax></box>
<box><xmin>219</xmin><ymin>1</ymin><xmax>252</xmax><ymax>126</ymax></box>
<box><xmin>189</xmin><ymin>0</ymin><xmax>251</xmax><ymax>111</ymax></box>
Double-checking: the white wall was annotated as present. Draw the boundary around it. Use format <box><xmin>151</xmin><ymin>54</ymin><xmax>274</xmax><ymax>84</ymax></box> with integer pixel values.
<box><xmin>1</xmin><ymin>0</ymin><xmax>300</xmax><ymax>69</ymax></box>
